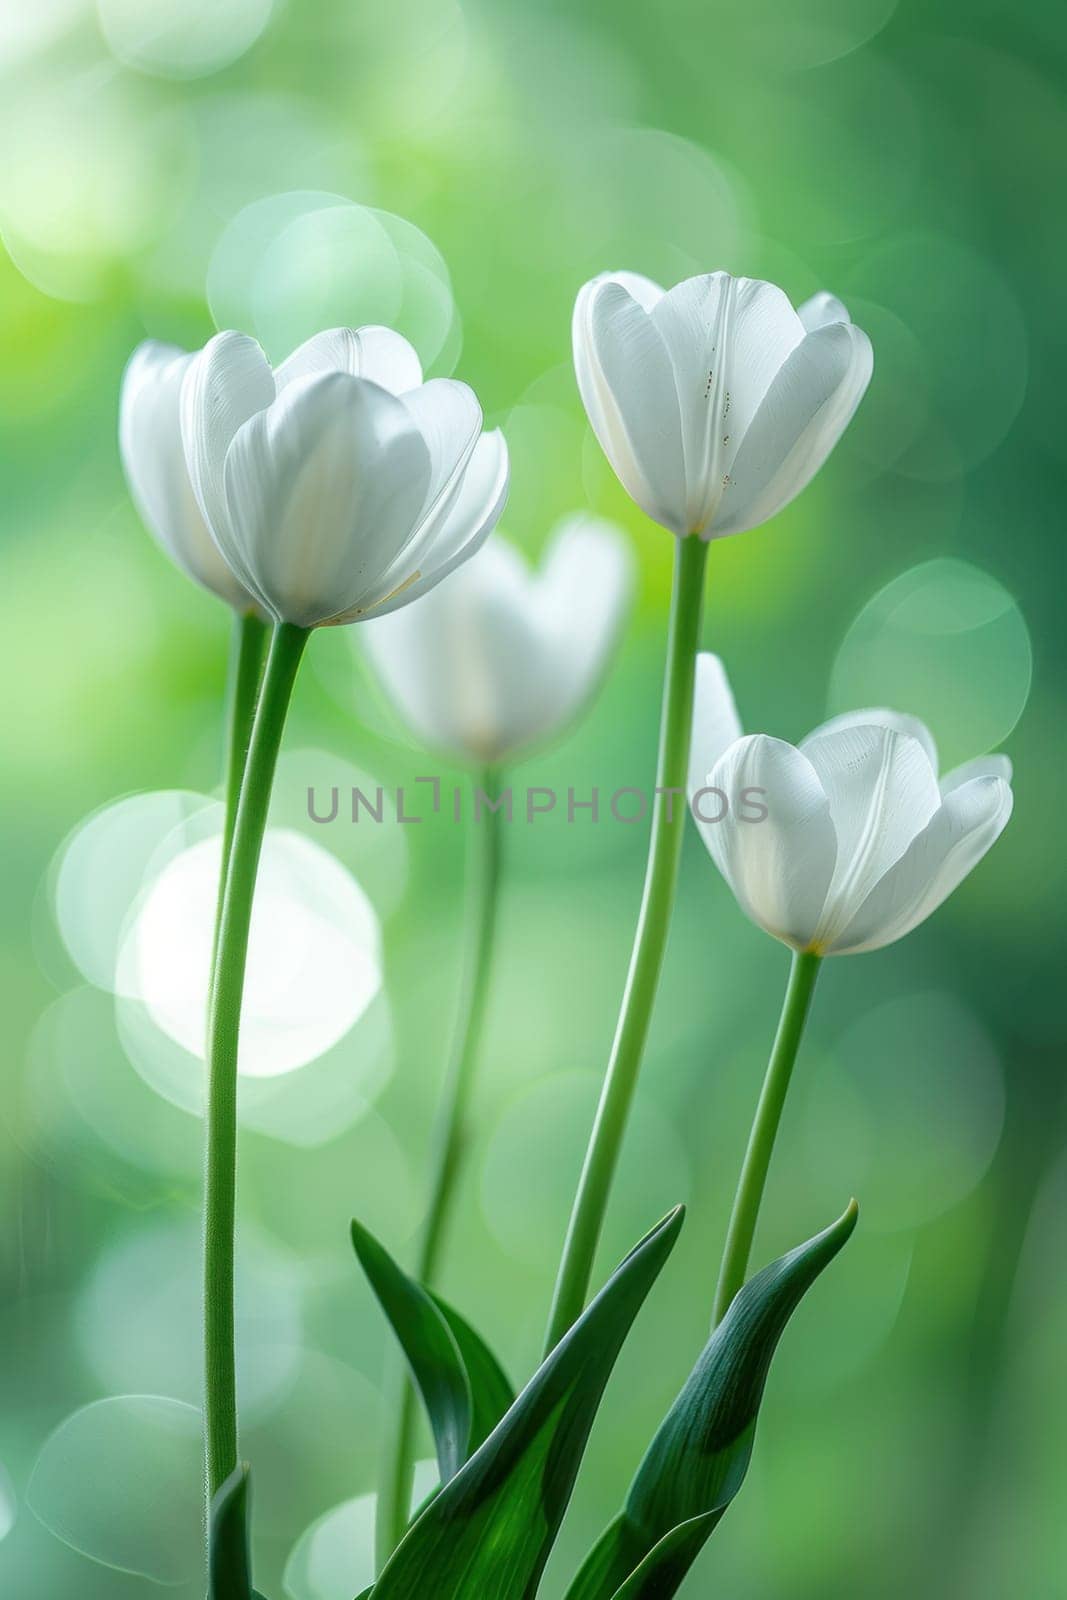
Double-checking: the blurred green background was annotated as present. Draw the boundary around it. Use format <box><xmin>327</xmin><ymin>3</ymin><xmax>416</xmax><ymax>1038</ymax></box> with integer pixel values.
<box><xmin>1</xmin><ymin>0</ymin><xmax>1064</xmax><ymax>1595</ymax></box>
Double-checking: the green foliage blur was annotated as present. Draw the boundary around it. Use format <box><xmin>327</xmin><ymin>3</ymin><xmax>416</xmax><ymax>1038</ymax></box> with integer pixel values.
<box><xmin>1</xmin><ymin>0</ymin><xmax>1064</xmax><ymax>1596</ymax></box>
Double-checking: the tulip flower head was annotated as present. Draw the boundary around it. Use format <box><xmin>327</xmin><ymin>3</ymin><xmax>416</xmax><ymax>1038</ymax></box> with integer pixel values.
<box><xmin>361</xmin><ymin>515</ymin><xmax>633</xmax><ymax>764</ymax></box>
<box><xmin>121</xmin><ymin>342</ymin><xmax>259</xmax><ymax>611</ymax></box>
<box><xmin>123</xmin><ymin>327</ymin><xmax>509</xmax><ymax>628</ymax></box>
<box><xmin>688</xmin><ymin>654</ymin><xmax>1013</xmax><ymax>955</ymax></box>
<box><xmin>574</xmin><ymin>272</ymin><xmax>872</xmax><ymax>539</ymax></box>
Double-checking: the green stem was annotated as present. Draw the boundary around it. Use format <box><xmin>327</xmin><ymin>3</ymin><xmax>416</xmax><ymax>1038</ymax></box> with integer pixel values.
<box><xmin>375</xmin><ymin>766</ymin><xmax>504</xmax><ymax>1568</ymax></box>
<box><xmin>544</xmin><ymin>534</ymin><xmax>709</xmax><ymax>1356</ymax></box>
<box><xmin>203</xmin><ymin>621</ymin><xmax>308</xmax><ymax>1509</ymax></box>
<box><xmin>212</xmin><ymin>611</ymin><xmax>268</xmax><ymax>976</ymax></box>
<box><xmin>710</xmin><ymin>948</ymin><xmax>822</xmax><ymax>1327</ymax></box>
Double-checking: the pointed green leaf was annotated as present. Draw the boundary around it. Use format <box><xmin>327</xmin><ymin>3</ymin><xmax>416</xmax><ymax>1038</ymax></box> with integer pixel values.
<box><xmin>429</xmin><ymin>1290</ymin><xmax>514</xmax><ymax>1452</ymax></box>
<box><xmin>209</xmin><ymin>1464</ymin><xmax>261</xmax><ymax>1600</ymax></box>
<box><xmin>567</xmin><ymin>1201</ymin><xmax>858</xmax><ymax>1600</ymax></box>
<box><xmin>352</xmin><ymin>1220</ymin><xmax>472</xmax><ymax>1483</ymax></box>
<box><xmin>372</xmin><ymin>1207</ymin><xmax>685</xmax><ymax>1600</ymax></box>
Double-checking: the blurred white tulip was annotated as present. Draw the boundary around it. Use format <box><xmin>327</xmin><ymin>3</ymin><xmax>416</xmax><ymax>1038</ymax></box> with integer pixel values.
<box><xmin>688</xmin><ymin>654</ymin><xmax>1013</xmax><ymax>955</ymax></box>
<box><xmin>361</xmin><ymin>516</ymin><xmax>632</xmax><ymax>763</ymax></box>
<box><xmin>574</xmin><ymin>271</ymin><xmax>872</xmax><ymax>539</ymax></box>
<box><xmin>120</xmin><ymin>342</ymin><xmax>258</xmax><ymax>611</ymax></box>
<box><xmin>123</xmin><ymin>327</ymin><xmax>509</xmax><ymax>628</ymax></box>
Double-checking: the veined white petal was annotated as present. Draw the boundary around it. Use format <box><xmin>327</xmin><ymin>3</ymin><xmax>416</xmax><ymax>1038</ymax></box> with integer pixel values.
<box><xmin>221</xmin><ymin>374</ymin><xmax>431</xmax><ymax>628</ymax></box>
<box><xmin>360</xmin><ymin>428</ymin><xmax>509</xmax><ymax>621</ymax></box>
<box><xmin>687</xmin><ymin>652</ymin><xmax>744</xmax><ymax>803</ymax></box>
<box><xmin>180</xmin><ymin>331</ymin><xmax>275</xmax><ymax>550</ymax></box>
<box><xmin>603</xmin><ymin>270</ymin><xmax>665</xmax><ymax>311</ymax></box>
<box><xmin>120</xmin><ymin>342</ymin><xmax>253</xmax><ymax>610</ymax></box>
<box><xmin>697</xmin><ymin>734</ymin><xmax>837</xmax><ymax>950</ymax></box>
<box><xmin>939</xmin><ymin>753</ymin><xmax>1013</xmax><ymax>794</ymax></box>
<box><xmin>803</xmin><ymin>725</ymin><xmax>940</xmax><ymax>949</ymax></box>
<box><xmin>650</xmin><ymin>274</ymin><xmax>804</xmax><ymax>532</ymax></box>
<box><xmin>713</xmin><ymin>321</ymin><xmax>873</xmax><ymax>538</ymax></box>
<box><xmin>797</xmin><ymin>291</ymin><xmax>852</xmax><ymax>331</ymax></box>
<box><xmin>274</xmin><ymin>326</ymin><xmax>422</xmax><ymax>396</ymax></box>
<box><xmin>802</xmin><ymin>707</ymin><xmax>939</xmax><ymax>777</ymax></box>
<box><xmin>829</xmin><ymin>774</ymin><xmax>1013</xmax><ymax>954</ymax></box>
<box><xmin>575</xmin><ymin>278</ymin><xmax>688</xmax><ymax>534</ymax></box>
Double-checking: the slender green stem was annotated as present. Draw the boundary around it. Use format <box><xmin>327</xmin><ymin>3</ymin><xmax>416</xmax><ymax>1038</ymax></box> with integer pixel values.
<box><xmin>710</xmin><ymin>949</ymin><xmax>821</xmax><ymax>1327</ymax></box>
<box><xmin>212</xmin><ymin>611</ymin><xmax>268</xmax><ymax>976</ymax></box>
<box><xmin>203</xmin><ymin>621</ymin><xmax>308</xmax><ymax>1509</ymax></box>
<box><xmin>544</xmin><ymin>534</ymin><xmax>709</xmax><ymax>1355</ymax></box>
<box><xmin>375</xmin><ymin>767</ymin><xmax>504</xmax><ymax>1568</ymax></box>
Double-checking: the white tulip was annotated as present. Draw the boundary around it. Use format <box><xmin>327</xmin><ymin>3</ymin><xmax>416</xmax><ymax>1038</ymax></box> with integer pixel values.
<box><xmin>574</xmin><ymin>271</ymin><xmax>872</xmax><ymax>539</ymax></box>
<box><xmin>120</xmin><ymin>342</ymin><xmax>258</xmax><ymax>611</ymax></box>
<box><xmin>688</xmin><ymin>654</ymin><xmax>1013</xmax><ymax>955</ymax></box>
<box><xmin>125</xmin><ymin>327</ymin><xmax>508</xmax><ymax>629</ymax></box>
<box><xmin>360</xmin><ymin>516</ymin><xmax>633</xmax><ymax>764</ymax></box>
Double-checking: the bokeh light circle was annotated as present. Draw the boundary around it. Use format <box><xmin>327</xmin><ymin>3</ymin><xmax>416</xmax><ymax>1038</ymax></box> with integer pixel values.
<box><xmin>846</xmin><ymin>231</ymin><xmax>1028</xmax><ymax>475</ymax></box>
<box><xmin>480</xmin><ymin>1073</ymin><xmax>690</xmax><ymax>1268</ymax></box>
<box><xmin>284</xmin><ymin>1461</ymin><xmax>438</xmax><ymax>1600</ymax></box>
<box><xmin>77</xmin><ymin>1218</ymin><xmax>302</xmax><ymax>1419</ymax></box>
<box><xmin>0</xmin><ymin>77</ymin><xmax>193</xmax><ymax>301</ymax></box>
<box><xmin>23</xmin><ymin>985</ymin><xmax>202</xmax><ymax>1191</ymax></box>
<box><xmin>97</xmin><ymin>0</ymin><xmax>274</xmax><ymax>79</ymax></box>
<box><xmin>208</xmin><ymin>193</ymin><xmax>458</xmax><ymax>370</ymax></box>
<box><xmin>52</xmin><ymin>790</ymin><xmax>218</xmax><ymax>994</ymax></box>
<box><xmin>800</xmin><ymin>991</ymin><xmax>1005</xmax><ymax>1233</ymax></box>
<box><xmin>28</xmin><ymin>1396</ymin><xmax>202</xmax><ymax>1584</ymax></box>
<box><xmin>123</xmin><ymin>827</ymin><xmax>383</xmax><ymax>1079</ymax></box>
<box><xmin>829</xmin><ymin>559</ymin><xmax>1031</xmax><ymax>769</ymax></box>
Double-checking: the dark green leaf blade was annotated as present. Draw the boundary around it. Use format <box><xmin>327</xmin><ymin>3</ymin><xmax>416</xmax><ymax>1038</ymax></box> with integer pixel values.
<box><xmin>372</xmin><ymin>1207</ymin><xmax>685</xmax><ymax>1600</ymax></box>
<box><xmin>209</xmin><ymin>1464</ymin><xmax>255</xmax><ymax>1600</ymax></box>
<box><xmin>429</xmin><ymin>1290</ymin><xmax>515</xmax><ymax>1453</ymax></box>
<box><xmin>568</xmin><ymin>1201</ymin><xmax>858</xmax><ymax>1600</ymax></box>
<box><xmin>351</xmin><ymin>1220</ymin><xmax>471</xmax><ymax>1483</ymax></box>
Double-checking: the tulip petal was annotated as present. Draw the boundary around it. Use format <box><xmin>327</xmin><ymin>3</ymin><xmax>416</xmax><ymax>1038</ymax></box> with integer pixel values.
<box><xmin>363</xmin><ymin>428</ymin><xmax>509</xmax><ymax>620</ymax></box>
<box><xmin>713</xmin><ymin>321</ymin><xmax>872</xmax><ymax>537</ymax></box>
<box><xmin>801</xmin><ymin>707</ymin><xmax>939</xmax><ymax>777</ymax></box>
<box><xmin>534</xmin><ymin>514</ymin><xmax>634</xmax><ymax>729</ymax></box>
<box><xmin>829</xmin><ymin>774</ymin><xmax>1013</xmax><ymax>954</ymax></box>
<box><xmin>221</xmin><ymin>374</ymin><xmax>432</xmax><ymax>627</ymax></box>
<box><xmin>939</xmin><ymin>753</ymin><xmax>1013</xmax><ymax>794</ymax></box>
<box><xmin>181</xmin><ymin>331</ymin><xmax>275</xmax><ymax>551</ymax></box>
<box><xmin>687</xmin><ymin>652</ymin><xmax>744</xmax><ymax>803</ymax></box>
<box><xmin>605</xmin><ymin>270</ymin><xmax>665</xmax><ymax>312</ymax></box>
<box><xmin>576</xmin><ymin>279</ymin><xmax>688</xmax><ymax>534</ymax></box>
<box><xmin>650</xmin><ymin>275</ymin><xmax>804</xmax><ymax>531</ymax></box>
<box><xmin>362</xmin><ymin>532</ymin><xmax>545</xmax><ymax>760</ymax></box>
<box><xmin>402</xmin><ymin>379</ymin><xmax>483</xmax><ymax>523</ymax></box>
<box><xmin>120</xmin><ymin>342</ymin><xmax>253</xmax><ymax>610</ymax></box>
<box><xmin>802</xmin><ymin>725</ymin><xmax>940</xmax><ymax>949</ymax></box>
<box><xmin>698</xmin><ymin>735</ymin><xmax>837</xmax><ymax>950</ymax></box>
<box><xmin>363</xmin><ymin>513</ymin><xmax>627</xmax><ymax>761</ymax></box>
<box><xmin>797</xmin><ymin>292</ymin><xmax>851</xmax><ymax>331</ymax></box>
<box><xmin>274</xmin><ymin>326</ymin><xmax>423</xmax><ymax>396</ymax></box>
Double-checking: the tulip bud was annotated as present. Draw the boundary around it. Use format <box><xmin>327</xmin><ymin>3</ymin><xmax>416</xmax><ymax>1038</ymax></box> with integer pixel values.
<box><xmin>573</xmin><ymin>271</ymin><xmax>872</xmax><ymax>539</ymax></box>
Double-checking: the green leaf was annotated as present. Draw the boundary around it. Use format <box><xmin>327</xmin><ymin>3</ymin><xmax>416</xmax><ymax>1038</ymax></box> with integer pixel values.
<box><xmin>429</xmin><ymin>1290</ymin><xmax>514</xmax><ymax>1453</ymax></box>
<box><xmin>371</xmin><ymin>1207</ymin><xmax>685</xmax><ymax>1600</ymax></box>
<box><xmin>351</xmin><ymin>1220</ymin><xmax>474</xmax><ymax>1483</ymax></box>
<box><xmin>567</xmin><ymin>1201</ymin><xmax>859</xmax><ymax>1600</ymax></box>
<box><xmin>208</xmin><ymin>1464</ymin><xmax>263</xmax><ymax>1600</ymax></box>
